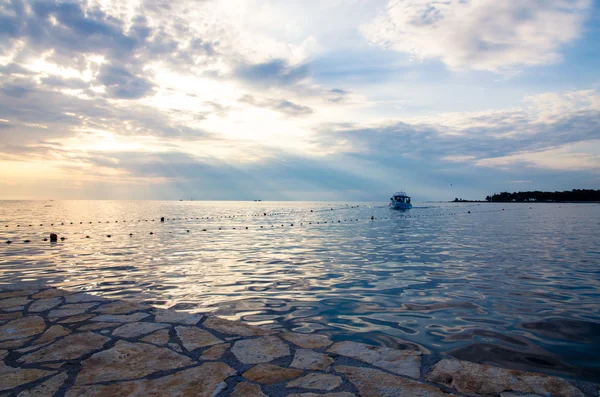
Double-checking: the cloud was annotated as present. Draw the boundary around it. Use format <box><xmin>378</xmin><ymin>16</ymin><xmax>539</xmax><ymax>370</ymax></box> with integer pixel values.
<box><xmin>312</xmin><ymin>89</ymin><xmax>600</xmax><ymax>172</ymax></box>
<box><xmin>361</xmin><ymin>0</ymin><xmax>592</xmax><ymax>72</ymax></box>
<box><xmin>97</xmin><ymin>64</ymin><xmax>154</xmax><ymax>99</ymax></box>
<box><xmin>234</xmin><ymin>59</ymin><xmax>310</xmax><ymax>87</ymax></box>
<box><xmin>476</xmin><ymin>141</ymin><xmax>600</xmax><ymax>171</ymax></box>
<box><xmin>240</xmin><ymin>95</ymin><xmax>313</xmax><ymax>116</ymax></box>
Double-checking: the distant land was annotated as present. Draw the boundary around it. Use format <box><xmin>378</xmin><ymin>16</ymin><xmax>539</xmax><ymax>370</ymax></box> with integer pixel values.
<box><xmin>452</xmin><ymin>189</ymin><xmax>600</xmax><ymax>203</ymax></box>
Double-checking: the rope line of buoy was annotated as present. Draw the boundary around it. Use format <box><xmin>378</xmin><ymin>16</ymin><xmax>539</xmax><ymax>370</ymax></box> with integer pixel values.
<box><xmin>2</xmin><ymin>204</ymin><xmax>589</xmax><ymax>245</ymax></box>
<box><xmin>1</xmin><ymin>205</ymin><xmax>365</xmax><ymax>229</ymax></box>
<box><xmin>6</xmin><ymin>202</ymin><xmax>592</xmax><ymax>229</ymax></box>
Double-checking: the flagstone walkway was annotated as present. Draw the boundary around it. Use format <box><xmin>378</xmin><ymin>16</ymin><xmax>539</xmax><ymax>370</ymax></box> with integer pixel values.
<box><xmin>0</xmin><ymin>286</ymin><xmax>597</xmax><ymax>397</ymax></box>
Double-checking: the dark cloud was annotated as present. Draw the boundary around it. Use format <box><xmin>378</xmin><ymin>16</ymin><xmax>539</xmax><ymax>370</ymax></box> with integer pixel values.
<box><xmin>326</xmin><ymin>88</ymin><xmax>349</xmax><ymax>103</ymax></box>
<box><xmin>240</xmin><ymin>95</ymin><xmax>313</xmax><ymax>116</ymax></box>
<box><xmin>0</xmin><ymin>0</ymin><xmax>176</xmax><ymax>100</ymax></box>
<box><xmin>41</xmin><ymin>75</ymin><xmax>89</xmax><ymax>89</ymax></box>
<box><xmin>1</xmin><ymin>80</ymin><xmax>35</xmax><ymax>97</ymax></box>
<box><xmin>97</xmin><ymin>64</ymin><xmax>154</xmax><ymax>99</ymax></box>
<box><xmin>313</xmin><ymin>108</ymin><xmax>600</xmax><ymax>167</ymax></box>
<box><xmin>235</xmin><ymin>59</ymin><xmax>310</xmax><ymax>87</ymax></box>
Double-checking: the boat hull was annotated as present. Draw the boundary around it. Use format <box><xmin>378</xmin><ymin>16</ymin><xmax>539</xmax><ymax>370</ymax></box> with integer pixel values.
<box><xmin>390</xmin><ymin>202</ymin><xmax>412</xmax><ymax>210</ymax></box>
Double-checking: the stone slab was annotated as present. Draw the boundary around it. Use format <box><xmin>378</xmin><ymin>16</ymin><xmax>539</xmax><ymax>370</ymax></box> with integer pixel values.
<box><xmin>32</xmin><ymin>289</ymin><xmax>73</xmax><ymax>299</ymax></box>
<box><xmin>57</xmin><ymin>314</ymin><xmax>95</xmax><ymax>324</ymax></box>
<box><xmin>175</xmin><ymin>326</ymin><xmax>222</xmax><ymax>351</ymax></box>
<box><xmin>28</xmin><ymin>298</ymin><xmax>62</xmax><ymax>313</ymax></box>
<box><xmin>243</xmin><ymin>364</ymin><xmax>303</xmax><ymax>385</ymax></box>
<box><xmin>17</xmin><ymin>372</ymin><xmax>68</xmax><ymax>397</ymax></box>
<box><xmin>291</xmin><ymin>349</ymin><xmax>334</xmax><ymax>370</ymax></box>
<box><xmin>337</xmin><ymin>365</ymin><xmax>454</xmax><ymax>397</ymax></box>
<box><xmin>328</xmin><ymin>341</ymin><xmax>421</xmax><ymax>378</ymax></box>
<box><xmin>112</xmin><ymin>322</ymin><xmax>169</xmax><ymax>338</ymax></box>
<box><xmin>0</xmin><ymin>362</ymin><xmax>56</xmax><ymax>392</ymax></box>
<box><xmin>18</xmin><ymin>332</ymin><xmax>110</xmax><ymax>364</ymax></box>
<box><xmin>67</xmin><ymin>362</ymin><xmax>236</xmax><ymax>397</ymax></box>
<box><xmin>287</xmin><ymin>373</ymin><xmax>342</xmax><ymax>391</ymax></box>
<box><xmin>75</xmin><ymin>340</ymin><xmax>194</xmax><ymax>385</ymax></box>
<box><xmin>0</xmin><ymin>338</ymin><xmax>31</xmax><ymax>349</ymax></box>
<box><xmin>200</xmin><ymin>343</ymin><xmax>230</xmax><ymax>360</ymax></box>
<box><xmin>152</xmin><ymin>309</ymin><xmax>203</xmax><ymax>325</ymax></box>
<box><xmin>48</xmin><ymin>308</ymin><xmax>90</xmax><ymax>319</ymax></box>
<box><xmin>64</xmin><ymin>293</ymin><xmax>109</xmax><ymax>304</ymax></box>
<box><xmin>231</xmin><ymin>335</ymin><xmax>290</xmax><ymax>364</ymax></box>
<box><xmin>141</xmin><ymin>329</ymin><xmax>171</xmax><ymax>345</ymax></box>
<box><xmin>231</xmin><ymin>382</ymin><xmax>268</xmax><ymax>397</ymax></box>
<box><xmin>426</xmin><ymin>359</ymin><xmax>584</xmax><ymax>397</ymax></box>
<box><xmin>0</xmin><ymin>290</ymin><xmax>33</xmax><ymax>299</ymax></box>
<box><xmin>90</xmin><ymin>313</ymin><xmax>149</xmax><ymax>323</ymax></box>
<box><xmin>0</xmin><ymin>297</ymin><xmax>30</xmax><ymax>309</ymax></box>
<box><xmin>0</xmin><ymin>316</ymin><xmax>46</xmax><ymax>341</ymax></box>
<box><xmin>77</xmin><ymin>322</ymin><xmax>122</xmax><ymax>331</ymax></box>
<box><xmin>33</xmin><ymin>325</ymin><xmax>71</xmax><ymax>345</ymax></box>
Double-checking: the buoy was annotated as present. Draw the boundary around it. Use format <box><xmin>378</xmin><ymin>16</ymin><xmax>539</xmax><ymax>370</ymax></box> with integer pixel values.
<box><xmin>50</xmin><ymin>233</ymin><xmax>58</xmax><ymax>242</ymax></box>
<box><xmin>24</xmin><ymin>240</ymin><xmax>30</xmax><ymax>243</ymax></box>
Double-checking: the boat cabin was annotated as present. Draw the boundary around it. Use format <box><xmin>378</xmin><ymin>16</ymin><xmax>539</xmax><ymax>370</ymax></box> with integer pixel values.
<box><xmin>391</xmin><ymin>192</ymin><xmax>411</xmax><ymax>204</ymax></box>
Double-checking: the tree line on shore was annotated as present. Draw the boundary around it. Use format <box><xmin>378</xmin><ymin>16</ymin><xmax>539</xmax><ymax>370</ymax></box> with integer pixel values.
<box><xmin>483</xmin><ymin>189</ymin><xmax>600</xmax><ymax>202</ymax></box>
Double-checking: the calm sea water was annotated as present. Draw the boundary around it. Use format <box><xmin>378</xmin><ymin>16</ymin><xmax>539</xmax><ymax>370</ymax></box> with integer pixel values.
<box><xmin>1</xmin><ymin>200</ymin><xmax>599</xmax><ymax>381</ymax></box>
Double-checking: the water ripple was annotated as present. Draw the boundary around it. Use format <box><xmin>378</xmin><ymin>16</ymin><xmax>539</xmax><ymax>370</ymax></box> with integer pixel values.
<box><xmin>0</xmin><ymin>200</ymin><xmax>599</xmax><ymax>382</ymax></box>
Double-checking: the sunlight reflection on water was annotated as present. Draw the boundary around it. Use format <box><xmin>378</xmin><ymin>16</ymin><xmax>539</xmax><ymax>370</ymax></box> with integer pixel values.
<box><xmin>1</xmin><ymin>200</ymin><xmax>599</xmax><ymax>381</ymax></box>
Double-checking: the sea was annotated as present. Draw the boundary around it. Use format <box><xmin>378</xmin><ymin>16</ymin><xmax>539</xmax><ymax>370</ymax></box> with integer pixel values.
<box><xmin>1</xmin><ymin>200</ymin><xmax>599</xmax><ymax>382</ymax></box>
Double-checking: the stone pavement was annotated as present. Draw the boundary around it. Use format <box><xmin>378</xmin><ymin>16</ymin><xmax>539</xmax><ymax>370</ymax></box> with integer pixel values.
<box><xmin>0</xmin><ymin>286</ymin><xmax>597</xmax><ymax>397</ymax></box>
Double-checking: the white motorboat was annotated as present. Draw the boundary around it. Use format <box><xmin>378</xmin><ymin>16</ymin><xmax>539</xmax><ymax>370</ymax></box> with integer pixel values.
<box><xmin>390</xmin><ymin>191</ymin><xmax>412</xmax><ymax>210</ymax></box>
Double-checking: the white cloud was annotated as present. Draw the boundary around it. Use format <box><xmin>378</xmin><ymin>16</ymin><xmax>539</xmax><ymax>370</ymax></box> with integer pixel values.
<box><xmin>476</xmin><ymin>140</ymin><xmax>600</xmax><ymax>171</ymax></box>
<box><xmin>361</xmin><ymin>0</ymin><xmax>592</xmax><ymax>72</ymax></box>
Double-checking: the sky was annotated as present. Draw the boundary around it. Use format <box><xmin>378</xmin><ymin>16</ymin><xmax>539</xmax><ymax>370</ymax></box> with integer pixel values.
<box><xmin>0</xmin><ymin>0</ymin><xmax>599</xmax><ymax>201</ymax></box>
